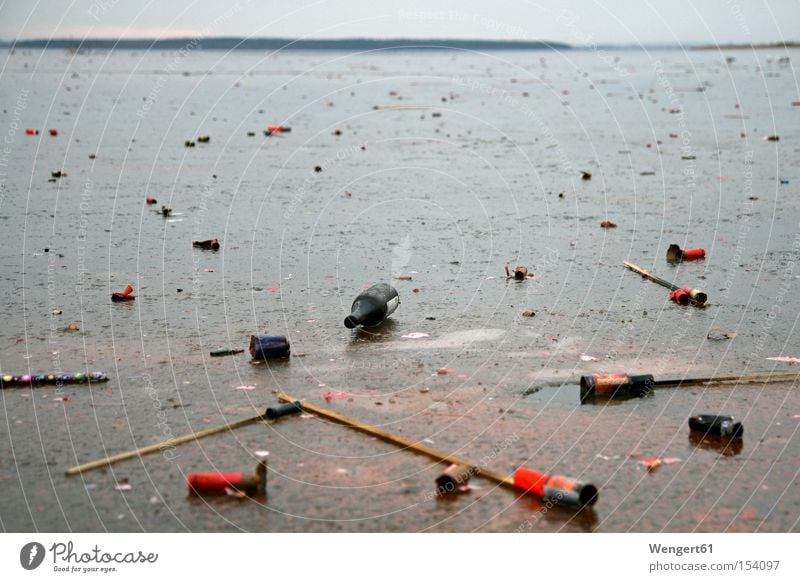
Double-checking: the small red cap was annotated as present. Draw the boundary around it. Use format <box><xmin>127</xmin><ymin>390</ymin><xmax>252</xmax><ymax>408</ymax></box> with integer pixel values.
<box><xmin>670</xmin><ymin>289</ymin><xmax>689</xmax><ymax>305</ymax></box>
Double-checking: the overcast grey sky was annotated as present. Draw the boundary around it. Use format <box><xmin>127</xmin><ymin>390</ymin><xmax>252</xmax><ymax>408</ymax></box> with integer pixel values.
<box><xmin>0</xmin><ymin>0</ymin><xmax>797</xmax><ymax>45</ymax></box>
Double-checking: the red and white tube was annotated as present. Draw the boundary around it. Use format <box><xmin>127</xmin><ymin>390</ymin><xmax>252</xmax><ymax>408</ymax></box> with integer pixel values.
<box><xmin>513</xmin><ymin>467</ymin><xmax>598</xmax><ymax>506</ymax></box>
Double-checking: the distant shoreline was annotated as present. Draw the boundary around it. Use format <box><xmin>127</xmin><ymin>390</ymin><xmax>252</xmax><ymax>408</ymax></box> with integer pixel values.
<box><xmin>2</xmin><ymin>37</ymin><xmax>796</xmax><ymax>53</ymax></box>
<box><xmin>692</xmin><ymin>41</ymin><xmax>799</xmax><ymax>50</ymax></box>
<box><xmin>0</xmin><ymin>37</ymin><xmax>571</xmax><ymax>51</ymax></box>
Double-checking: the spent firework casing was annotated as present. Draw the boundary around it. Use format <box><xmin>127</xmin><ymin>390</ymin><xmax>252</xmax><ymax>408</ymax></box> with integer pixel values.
<box><xmin>513</xmin><ymin>467</ymin><xmax>598</xmax><ymax>506</ymax></box>
<box><xmin>188</xmin><ymin>460</ymin><xmax>267</xmax><ymax>495</ymax></box>
<box><xmin>249</xmin><ymin>334</ymin><xmax>290</xmax><ymax>360</ymax></box>
<box><xmin>689</xmin><ymin>414</ymin><xmax>743</xmax><ymax>438</ymax></box>
<box><xmin>580</xmin><ymin>373</ymin><xmax>655</xmax><ymax>402</ymax></box>
<box><xmin>2</xmin><ymin>371</ymin><xmax>108</xmax><ymax>388</ymax></box>
<box><xmin>265</xmin><ymin>401</ymin><xmax>302</xmax><ymax>419</ymax></box>
<box><xmin>435</xmin><ymin>463</ymin><xmax>473</xmax><ymax>493</ymax></box>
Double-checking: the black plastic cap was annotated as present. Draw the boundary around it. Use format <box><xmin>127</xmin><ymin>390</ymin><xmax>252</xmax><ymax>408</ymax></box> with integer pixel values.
<box><xmin>265</xmin><ymin>401</ymin><xmax>302</xmax><ymax>420</ymax></box>
<box><xmin>579</xmin><ymin>375</ymin><xmax>595</xmax><ymax>403</ymax></box>
<box><xmin>579</xmin><ymin>484</ymin><xmax>599</xmax><ymax>506</ymax></box>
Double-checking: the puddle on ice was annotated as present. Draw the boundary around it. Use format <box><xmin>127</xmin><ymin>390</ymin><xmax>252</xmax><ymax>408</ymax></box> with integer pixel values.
<box><xmin>382</xmin><ymin>328</ymin><xmax>506</xmax><ymax>351</ymax></box>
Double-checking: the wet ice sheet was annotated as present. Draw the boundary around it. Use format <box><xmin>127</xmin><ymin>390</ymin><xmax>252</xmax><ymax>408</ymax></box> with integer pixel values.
<box><xmin>0</xmin><ymin>47</ymin><xmax>798</xmax><ymax>532</ymax></box>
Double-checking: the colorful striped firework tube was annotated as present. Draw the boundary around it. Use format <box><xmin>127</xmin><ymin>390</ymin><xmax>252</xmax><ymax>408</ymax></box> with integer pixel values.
<box><xmin>1</xmin><ymin>371</ymin><xmax>109</xmax><ymax>388</ymax></box>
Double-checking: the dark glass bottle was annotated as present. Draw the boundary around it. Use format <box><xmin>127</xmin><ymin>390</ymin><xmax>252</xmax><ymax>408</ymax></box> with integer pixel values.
<box><xmin>344</xmin><ymin>283</ymin><xmax>400</xmax><ymax>328</ymax></box>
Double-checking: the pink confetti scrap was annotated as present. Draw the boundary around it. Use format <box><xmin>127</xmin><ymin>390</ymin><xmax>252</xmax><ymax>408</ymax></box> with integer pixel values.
<box><xmin>235</xmin><ymin>385</ymin><xmax>257</xmax><ymax>391</ymax></box>
<box><xmin>323</xmin><ymin>391</ymin><xmax>349</xmax><ymax>401</ymax></box>
<box><xmin>639</xmin><ymin>456</ymin><xmax>681</xmax><ymax>471</ymax></box>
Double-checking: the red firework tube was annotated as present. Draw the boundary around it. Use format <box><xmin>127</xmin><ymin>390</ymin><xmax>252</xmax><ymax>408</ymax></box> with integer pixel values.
<box><xmin>49</xmin><ymin>129</ymin><xmax>59</xmax><ymax>136</ymax></box>
<box><xmin>666</xmin><ymin>244</ymin><xmax>705</xmax><ymax>262</ymax></box>
<box><xmin>580</xmin><ymin>373</ymin><xmax>655</xmax><ymax>402</ymax></box>
<box><xmin>188</xmin><ymin>472</ymin><xmax>243</xmax><ymax>494</ymax></box>
<box><xmin>670</xmin><ymin>288</ymin><xmax>689</xmax><ymax>305</ymax></box>
<box><xmin>513</xmin><ymin>467</ymin><xmax>598</xmax><ymax>506</ymax></box>
<box><xmin>188</xmin><ymin>460</ymin><xmax>267</xmax><ymax>496</ymax></box>
<box><xmin>682</xmin><ymin>248</ymin><xmax>705</xmax><ymax>260</ymax></box>
<box><xmin>265</xmin><ymin>125</ymin><xmax>291</xmax><ymax>135</ymax></box>
<box><xmin>26</xmin><ymin>128</ymin><xmax>39</xmax><ymax>135</ymax></box>
<box><xmin>145</xmin><ymin>196</ymin><xmax>157</xmax><ymax>204</ymax></box>
<box><xmin>111</xmin><ymin>285</ymin><xmax>135</xmax><ymax>301</ymax></box>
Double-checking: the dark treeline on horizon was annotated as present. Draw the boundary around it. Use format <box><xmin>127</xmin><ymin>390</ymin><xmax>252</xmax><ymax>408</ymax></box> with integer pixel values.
<box><xmin>1</xmin><ymin>36</ymin><xmax>571</xmax><ymax>51</ymax></box>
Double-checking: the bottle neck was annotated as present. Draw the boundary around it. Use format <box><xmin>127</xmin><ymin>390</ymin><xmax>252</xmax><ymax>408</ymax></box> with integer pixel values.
<box><xmin>344</xmin><ymin>300</ymin><xmax>377</xmax><ymax>328</ymax></box>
